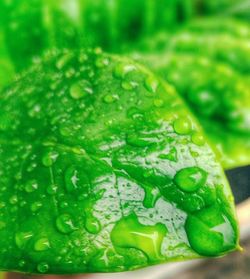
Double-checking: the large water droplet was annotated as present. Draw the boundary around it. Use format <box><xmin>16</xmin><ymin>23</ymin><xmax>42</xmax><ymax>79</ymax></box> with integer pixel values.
<box><xmin>185</xmin><ymin>205</ymin><xmax>236</xmax><ymax>256</ymax></box>
<box><xmin>111</xmin><ymin>213</ymin><xmax>167</xmax><ymax>262</ymax></box>
<box><xmin>174</xmin><ymin>167</ymin><xmax>207</xmax><ymax>192</ymax></box>
<box><xmin>56</xmin><ymin>214</ymin><xmax>76</xmax><ymax>234</ymax></box>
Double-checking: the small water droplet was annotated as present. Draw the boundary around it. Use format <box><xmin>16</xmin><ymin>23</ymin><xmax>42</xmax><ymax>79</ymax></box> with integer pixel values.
<box><xmin>191</xmin><ymin>132</ymin><xmax>205</xmax><ymax>146</ymax></box>
<box><xmin>18</xmin><ymin>259</ymin><xmax>26</xmax><ymax>267</ymax></box>
<box><xmin>113</xmin><ymin>64</ymin><xmax>136</xmax><ymax>79</ymax></box>
<box><xmin>153</xmin><ymin>99</ymin><xmax>164</xmax><ymax>107</ymax></box>
<box><xmin>9</xmin><ymin>195</ymin><xmax>18</xmax><ymax>204</ymax></box>
<box><xmin>85</xmin><ymin>216</ymin><xmax>101</xmax><ymax>234</ymax></box>
<box><xmin>15</xmin><ymin>231</ymin><xmax>33</xmax><ymax>249</ymax></box>
<box><xmin>174</xmin><ymin>167</ymin><xmax>207</xmax><ymax>192</ymax></box>
<box><xmin>103</xmin><ymin>94</ymin><xmax>117</xmax><ymax>104</ymax></box>
<box><xmin>59</xmin><ymin>201</ymin><xmax>69</xmax><ymax>208</ymax></box>
<box><xmin>46</xmin><ymin>184</ymin><xmax>58</xmax><ymax>195</ymax></box>
<box><xmin>56</xmin><ymin>53</ymin><xmax>72</xmax><ymax>70</ymax></box>
<box><xmin>34</xmin><ymin>238</ymin><xmax>50</xmax><ymax>251</ymax></box>
<box><xmin>158</xmin><ymin>147</ymin><xmax>177</xmax><ymax>162</ymax></box>
<box><xmin>126</xmin><ymin>133</ymin><xmax>154</xmax><ymax>147</ymax></box>
<box><xmin>31</xmin><ymin>201</ymin><xmax>43</xmax><ymax>212</ymax></box>
<box><xmin>37</xmin><ymin>262</ymin><xmax>49</xmax><ymax>273</ymax></box>
<box><xmin>65</xmin><ymin>167</ymin><xmax>79</xmax><ymax>193</ymax></box>
<box><xmin>56</xmin><ymin>53</ymin><xmax>73</xmax><ymax>70</ymax></box>
<box><xmin>25</xmin><ymin>180</ymin><xmax>38</xmax><ymax>193</ymax></box>
<box><xmin>121</xmin><ymin>80</ymin><xmax>138</xmax><ymax>91</ymax></box>
<box><xmin>78</xmin><ymin>53</ymin><xmax>88</xmax><ymax>63</ymax></box>
<box><xmin>0</xmin><ymin>221</ymin><xmax>6</xmax><ymax>229</ymax></box>
<box><xmin>95</xmin><ymin>57</ymin><xmax>109</xmax><ymax>68</ymax></box>
<box><xmin>143</xmin><ymin>186</ymin><xmax>161</xmax><ymax>208</ymax></box>
<box><xmin>56</xmin><ymin>214</ymin><xmax>76</xmax><ymax>234</ymax></box>
<box><xmin>144</xmin><ymin>76</ymin><xmax>159</xmax><ymax>93</ymax></box>
<box><xmin>173</xmin><ymin>118</ymin><xmax>192</xmax><ymax>135</ymax></box>
<box><xmin>0</xmin><ymin>202</ymin><xmax>5</xmax><ymax>209</ymax></box>
<box><xmin>42</xmin><ymin>151</ymin><xmax>59</xmax><ymax>167</ymax></box>
<box><xmin>70</xmin><ymin>80</ymin><xmax>93</xmax><ymax>100</ymax></box>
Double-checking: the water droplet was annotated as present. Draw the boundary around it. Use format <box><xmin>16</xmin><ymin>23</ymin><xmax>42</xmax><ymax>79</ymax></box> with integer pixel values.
<box><xmin>143</xmin><ymin>186</ymin><xmax>161</xmax><ymax>208</ymax></box>
<box><xmin>15</xmin><ymin>231</ymin><xmax>33</xmax><ymax>249</ymax></box>
<box><xmin>56</xmin><ymin>214</ymin><xmax>76</xmax><ymax>234</ymax></box>
<box><xmin>70</xmin><ymin>80</ymin><xmax>93</xmax><ymax>100</ymax></box>
<box><xmin>34</xmin><ymin>238</ymin><xmax>50</xmax><ymax>251</ymax></box>
<box><xmin>173</xmin><ymin>118</ymin><xmax>192</xmax><ymax>135</ymax></box>
<box><xmin>9</xmin><ymin>195</ymin><xmax>18</xmax><ymax>204</ymax></box>
<box><xmin>78</xmin><ymin>53</ymin><xmax>88</xmax><ymax>63</ymax></box>
<box><xmin>46</xmin><ymin>184</ymin><xmax>58</xmax><ymax>195</ymax></box>
<box><xmin>111</xmin><ymin>213</ymin><xmax>167</xmax><ymax>262</ymax></box>
<box><xmin>95</xmin><ymin>57</ymin><xmax>109</xmax><ymax>68</ymax></box>
<box><xmin>18</xmin><ymin>259</ymin><xmax>26</xmax><ymax>267</ymax></box>
<box><xmin>121</xmin><ymin>80</ymin><xmax>138</xmax><ymax>91</ymax></box>
<box><xmin>0</xmin><ymin>221</ymin><xmax>6</xmax><ymax>229</ymax></box>
<box><xmin>65</xmin><ymin>167</ymin><xmax>79</xmax><ymax>193</ymax></box>
<box><xmin>42</xmin><ymin>151</ymin><xmax>59</xmax><ymax>167</ymax></box>
<box><xmin>56</xmin><ymin>53</ymin><xmax>73</xmax><ymax>70</ymax></box>
<box><xmin>25</xmin><ymin>180</ymin><xmax>38</xmax><ymax>193</ymax></box>
<box><xmin>127</xmin><ymin>107</ymin><xmax>144</xmax><ymax>121</ymax></box>
<box><xmin>103</xmin><ymin>94</ymin><xmax>116</xmax><ymax>104</ymax></box>
<box><xmin>126</xmin><ymin>133</ymin><xmax>154</xmax><ymax>147</ymax></box>
<box><xmin>174</xmin><ymin>167</ymin><xmax>207</xmax><ymax>192</ymax></box>
<box><xmin>31</xmin><ymin>201</ymin><xmax>43</xmax><ymax>212</ymax></box>
<box><xmin>0</xmin><ymin>202</ymin><xmax>5</xmax><ymax>209</ymax></box>
<box><xmin>191</xmin><ymin>132</ymin><xmax>205</xmax><ymax>146</ymax></box>
<box><xmin>153</xmin><ymin>99</ymin><xmax>164</xmax><ymax>107</ymax></box>
<box><xmin>85</xmin><ymin>216</ymin><xmax>101</xmax><ymax>234</ymax></box>
<box><xmin>37</xmin><ymin>262</ymin><xmax>49</xmax><ymax>273</ymax></box>
<box><xmin>158</xmin><ymin>147</ymin><xmax>177</xmax><ymax>162</ymax></box>
<box><xmin>59</xmin><ymin>125</ymin><xmax>72</xmax><ymax>137</ymax></box>
<box><xmin>144</xmin><ymin>76</ymin><xmax>159</xmax><ymax>93</ymax></box>
<box><xmin>59</xmin><ymin>201</ymin><xmax>69</xmax><ymax>208</ymax></box>
<box><xmin>185</xmin><ymin>205</ymin><xmax>236</xmax><ymax>256</ymax></box>
<box><xmin>113</xmin><ymin>64</ymin><xmax>136</xmax><ymax>79</ymax></box>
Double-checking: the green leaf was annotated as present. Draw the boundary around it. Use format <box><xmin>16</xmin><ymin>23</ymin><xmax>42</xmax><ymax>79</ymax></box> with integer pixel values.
<box><xmin>0</xmin><ymin>49</ymin><xmax>239</xmax><ymax>273</ymax></box>
<box><xmin>138</xmin><ymin>52</ymin><xmax>250</xmax><ymax>169</ymax></box>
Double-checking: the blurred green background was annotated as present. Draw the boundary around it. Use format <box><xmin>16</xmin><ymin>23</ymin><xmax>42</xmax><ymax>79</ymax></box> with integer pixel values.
<box><xmin>0</xmin><ymin>0</ymin><xmax>249</xmax><ymax>278</ymax></box>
